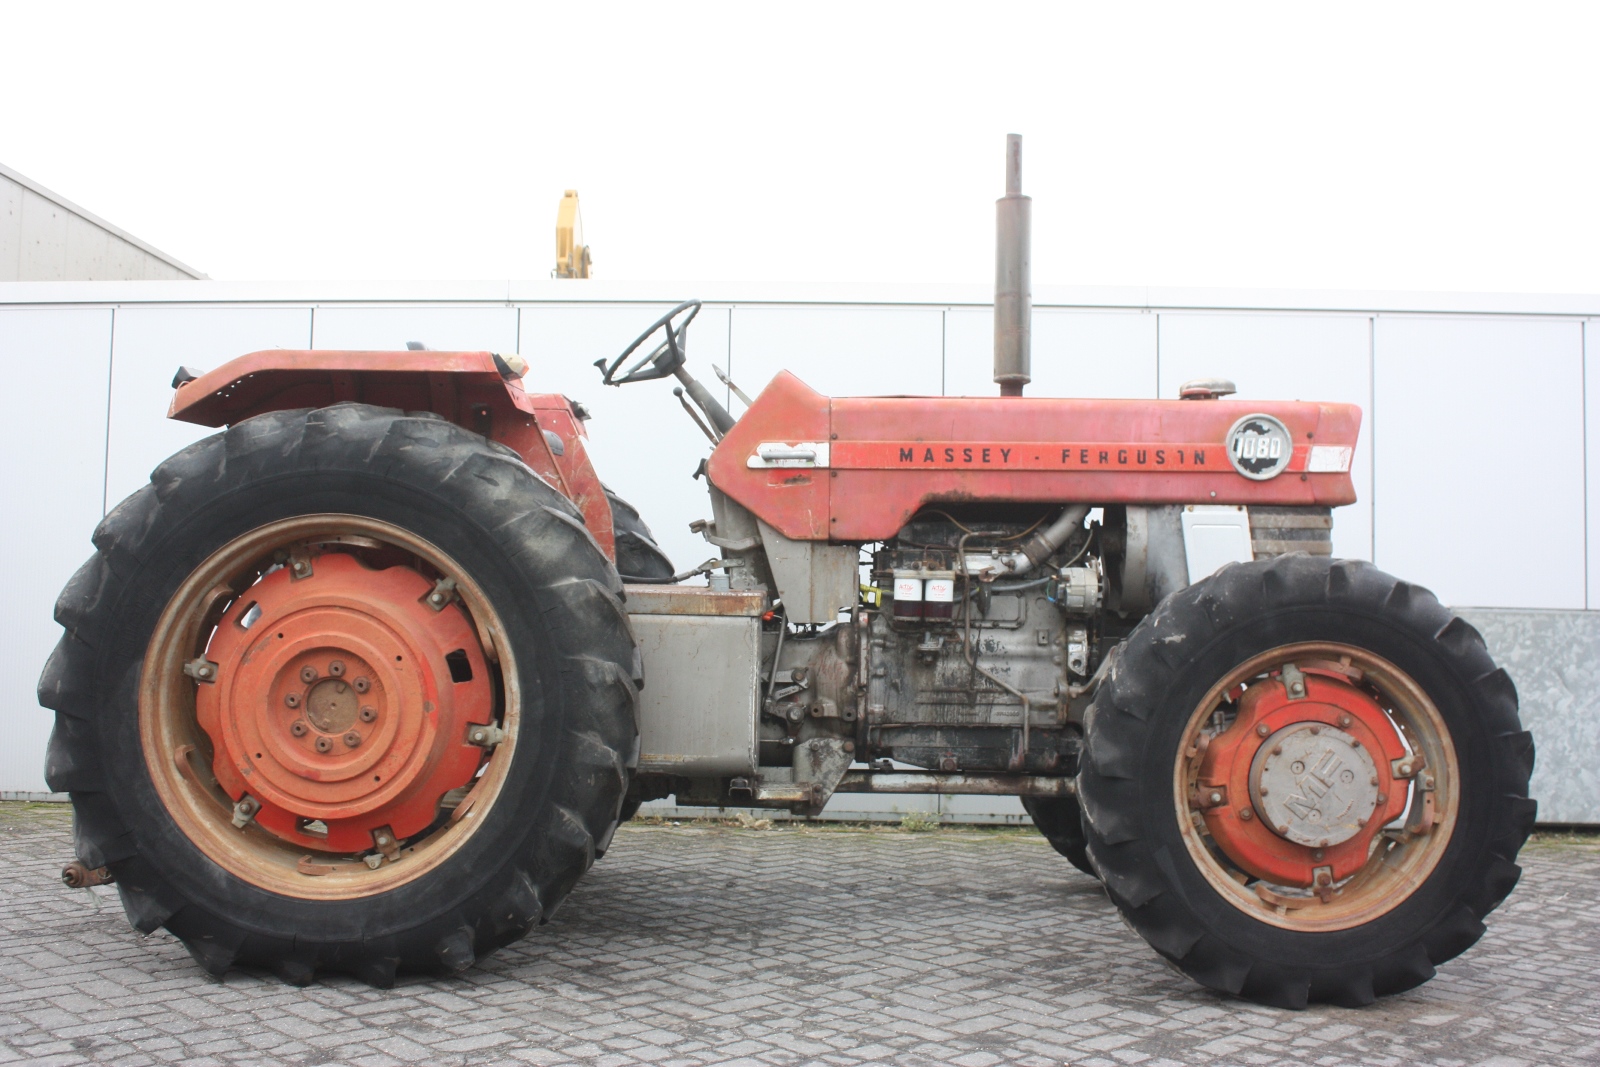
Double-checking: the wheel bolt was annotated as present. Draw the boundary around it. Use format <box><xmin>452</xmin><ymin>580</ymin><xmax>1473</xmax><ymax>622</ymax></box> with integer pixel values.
<box><xmin>329</xmin><ymin>660</ymin><xmax>345</xmax><ymax>677</ymax></box>
<box><xmin>314</xmin><ymin>736</ymin><xmax>333</xmax><ymax>753</ymax></box>
<box><xmin>284</xmin><ymin>692</ymin><xmax>300</xmax><ymax>708</ymax></box>
<box><xmin>1376</xmin><ymin>793</ymin><xmax>1388</xmax><ymax>805</ymax></box>
<box><xmin>1309</xmin><ymin>725</ymin><xmax>1321</xmax><ymax>735</ymax></box>
<box><xmin>429</xmin><ymin>592</ymin><xmax>446</xmax><ymax>605</ymax></box>
<box><xmin>343</xmin><ymin>731</ymin><xmax>362</xmax><ymax>748</ymax></box>
<box><xmin>1255</xmin><ymin>723</ymin><xmax>1270</xmax><ymax>738</ymax></box>
<box><xmin>290</xmin><ymin>720</ymin><xmax>308</xmax><ymax>737</ymax></box>
<box><xmin>292</xmin><ymin>560</ymin><xmax>308</xmax><ymax>574</ymax></box>
<box><xmin>1238</xmin><ymin>807</ymin><xmax>1253</xmax><ymax>821</ymax></box>
<box><xmin>359</xmin><ymin>706</ymin><xmax>377</xmax><ymax>723</ymax></box>
<box><xmin>353</xmin><ymin>677</ymin><xmax>370</xmax><ymax>694</ymax></box>
<box><xmin>1337</xmin><ymin>714</ymin><xmax>1352</xmax><ymax>728</ymax></box>
<box><xmin>1208</xmin><ymin>791</ymin><xmax>1223</xmax><ymax>805</ymax></box>
<box><xmin>300</xmin><ymin>666</ymin><xmax>318</xmax><ymax>683</ymax></box>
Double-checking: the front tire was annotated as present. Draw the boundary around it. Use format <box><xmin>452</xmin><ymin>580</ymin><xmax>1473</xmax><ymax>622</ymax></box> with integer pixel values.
<box><xmin>1077</xmin><ymin>554</ymin><xmax>1535</xmax><ymax>1008</ymax></box>
<box><xmin>38</xmin><ymin>404</ymin><xmax>641</xmax><ymax>985</ymax></box>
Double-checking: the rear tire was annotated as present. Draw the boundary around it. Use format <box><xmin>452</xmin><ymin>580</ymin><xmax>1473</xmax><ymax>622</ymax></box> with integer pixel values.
<box><xmin>606</xmin><ymin>486</ymin><xmax>675</xmax><ymax>583</ymax></box>
<box><xmin>38</xmin><ymin>403</ymin><xmax>641</xmax><ymax>984</ymax></box>
<box><xmin>1077</xmin><ymin>554</ymin><xmax>1535</xmax><ymax>1008</ymax></box>
<box><xmin>1021</xmin><ymin>796</ymin><xmax>1096</xmax><ymax>877</ymax></box>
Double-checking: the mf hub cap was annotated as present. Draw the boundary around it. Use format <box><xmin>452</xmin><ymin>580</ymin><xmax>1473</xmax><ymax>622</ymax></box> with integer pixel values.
<box><xmin>1176</xmin><ymin>643</ymin><xmax>1456</xmax><ymax>928</ymax></box>
<box><xmin>197</xmin><ymin>552</ymin><xmax>493</xmax><ymax>853</ymax></box>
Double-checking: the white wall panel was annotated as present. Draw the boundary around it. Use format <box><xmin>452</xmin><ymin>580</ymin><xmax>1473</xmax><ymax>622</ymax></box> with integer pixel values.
<box><xmin>1375</xmin><ymin>316</ymin><xmax>1585</xmax><ymax>608</ymax></box>
<box><xmin>943</xmin><ymin>308</ymin><xmax>1157</xmax><ymax>398</ymax></box>
<box><xmin>520</xmin><ymin>304</ymin><xmax>731</xmax><ymax>574</ymax></box>
<box><xmin>1158</xmin><ymin>313</ymin><xmax>1374</xmax><ymax>561</ymax></box>
<box><xmin>1589</xmin><ymin>321</ymin><xmax>1599</xmax><ymax>610</ymax></box>
<box><xmin>105</xmin><ymin>307</ymin><xmax>312</xmax><ymax>509</ymax></box>
<box><xmin>729</xmin><ymin>306</ymin><xmax>942</xmax><ymax>399</ymax></box>
<box><xmin>0</xmin><ymin>308</ymin><xmax>112</xmax><ymax>793</ymax></box>
<box><xmin>310</xmin><ymin>305</ymin><xmax>517</xmax><ymax>353</ymax></box>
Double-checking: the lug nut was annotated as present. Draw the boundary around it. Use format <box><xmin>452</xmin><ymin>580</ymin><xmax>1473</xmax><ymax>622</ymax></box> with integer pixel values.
<box><xmin>1255</xmin><ymin>723</ymin><xmax>1270</xmax><ymax>738</ymax></box>
<box><xmin>1208</xmin><ymin>791</ymin><xmax>1223</xmax><ymax>805</ymax></box>
<box><xmin>359</xmin><ymin>706</ymin><xmax>377</xmax><ymax>723</ymax></box>
<box><xmin>292</xmin><ymin>559</ymin><xmax>309</xmax><ymax>574</ymax></box>
<box><xmin>1309</xmin><ymin>725</ymin><xmax>1321</xmax><ymax>735</ymax></box>
<box><xmin>343</xmin><ymin>731</ymin><xmax>362</xmax><ymax>748</ymax></box>
<box><xmin>1238</xmin><ymin>807</ymin><xmax>1253</xmax><ymax>821</ymax></box>
<box><xmin>300</xmin><ymin>666</ymin><xmax>318</xmax><ymax>683</ymax></box>
<box><xmin>284</xmin><ymin>692</ymin><xmax>300</xmax><ymax>708</ymax></box>
<box><xmin>328</xmin><ymin>660</ymin><xmax>345</xmax><ymax>677</ymax></box>
<box><xmin>314</xmin><ymin>736</ymin><xmax>333</xmax><ymax>754</ymax></box>
<box><xmin>353</xmin><ymin>677</ymin><xmax>370</xmax><ymax>694</ymax></box>
<box><xmin>1376</xmin><ymin>793</ymin><xmax>1388</xmax><ymax>805</ymax></box>
<box><xmin>290</xmin><ymin>720</ymin><xmax>308</xmax><ymax>737</ymax></box>
<box><xmin>1337</xmin><ymin>714</ymin><xmax>1352</xmax><ymax>728</ymax></box>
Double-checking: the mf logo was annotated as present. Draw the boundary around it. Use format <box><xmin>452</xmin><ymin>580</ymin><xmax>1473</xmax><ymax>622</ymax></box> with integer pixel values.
<box><xmin>1226</xmin><ymin>413</ymin><xmax>1293</xmax><ymax>481</ymax></box>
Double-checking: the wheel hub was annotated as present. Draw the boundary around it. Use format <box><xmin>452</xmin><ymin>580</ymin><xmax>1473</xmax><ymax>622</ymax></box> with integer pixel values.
<box><xmin>195</xmin><ymin>551</ymin><xmax>495</xmax><ymax>853</ymax></box>
<box><xmin>1249</xmin><ymin>722</ymin><xmax>1380</xmax><ymax>848</ymax></box>
<box><xmin>1194</xmin><ymin>664</ymin><xmax>1410</xmax><ymax>886</ymax></box>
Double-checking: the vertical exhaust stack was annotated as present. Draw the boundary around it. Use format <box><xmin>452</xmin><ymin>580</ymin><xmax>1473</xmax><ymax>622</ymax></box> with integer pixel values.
<box><xmin>994</xmin><ymin>134</ymin><xmax>1032</xmax><ymax>397</ymax></box>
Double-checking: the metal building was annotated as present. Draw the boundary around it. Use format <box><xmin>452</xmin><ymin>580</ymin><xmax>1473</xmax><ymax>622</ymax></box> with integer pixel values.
<box><xmin>0</xmin><ymin>163</ymin><xmax>204</xmax><ymax>282</ymax></box>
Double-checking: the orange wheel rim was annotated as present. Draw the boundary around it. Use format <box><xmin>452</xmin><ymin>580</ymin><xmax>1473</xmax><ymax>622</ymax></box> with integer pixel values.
<box><xmin>141</xmin><ymin>515</ymin><xmax>520</xmax><ymax>899</ymax></box>
<box><xmin>1173</xmin><ymin>642</ymin><xmax>1458</xmax><ymax>931</ymax></box>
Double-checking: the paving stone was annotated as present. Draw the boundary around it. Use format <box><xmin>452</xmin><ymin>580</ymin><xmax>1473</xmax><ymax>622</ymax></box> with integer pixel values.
<box><xmin>0</xmin><ymin>806</ymin><xmax>1597</xmax><ymax>1065</ymax></box>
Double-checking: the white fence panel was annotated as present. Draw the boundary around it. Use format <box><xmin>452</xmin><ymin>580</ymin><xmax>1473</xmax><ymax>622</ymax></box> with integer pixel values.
<box><xmin>729</xmin><ymin>306</ymin><xmax>942</xmax><ymax>398</ymax></box>
<box><xmin>105</xmin><ymin>306</ymin><xmax>312</xmax><ymax>508</ymax></box>
<box><xmin>310</xmin><ymin>305</ymin><xmax>517</xmax><ymax>354</ymax></box>
<box><xmin>0</xmin><ymin>308</ymin><xmax>112</xmax><ymax>793</ymax></box>
<box><xmin>943</xmin><ymin>307</ymin><xmax>1157</xmax><ymax>399</ymax></box>
<box><xmin>1373</xmin><ymin>316</ymin><xmax>1584</xmax><ymax>609</ymax></box>
<box><xmin>1588</xmin><ymin>321</ymin><xmax>1599</xmax><ymax>610</ymax></box>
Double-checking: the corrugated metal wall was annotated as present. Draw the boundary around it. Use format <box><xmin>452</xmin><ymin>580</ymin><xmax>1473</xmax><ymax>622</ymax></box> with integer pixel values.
<box><xmin>2</xmin><ymin>283</ymin><xmax>1594</xmax><ymax>821</ymax></box>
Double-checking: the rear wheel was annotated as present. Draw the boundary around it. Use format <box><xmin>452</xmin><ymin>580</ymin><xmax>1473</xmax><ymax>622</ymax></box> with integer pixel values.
<box><xmin>1021</xmin><ymin>795</ymin><xmax>1096</xmax><ymax>877</ymax></box>
<box><xmin>38</xmin><ymin>404</ymin><xmax>640</xmax><ymax>984</ymax></box>
<box><xmin>606</xmin><ymin>486</ymin><xmax>675</xmax><ymax>583</ymax></box>
<box><xmin>1077</xmin><ymin>554</ymin><xmax>1535</xmax><ymax>1008</ymax></box>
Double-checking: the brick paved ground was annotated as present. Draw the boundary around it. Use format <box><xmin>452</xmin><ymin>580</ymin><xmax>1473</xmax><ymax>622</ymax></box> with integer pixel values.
<box><xmin>1</xmin><ymin>802</ymin><xmax>1596</xmax><ymax>1067</ymax></box>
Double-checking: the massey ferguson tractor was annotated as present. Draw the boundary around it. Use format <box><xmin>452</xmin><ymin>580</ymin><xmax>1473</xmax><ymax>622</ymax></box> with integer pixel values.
<box><xmin>40</xmin><ymin>137</ymin><xmax>1535</xmax><ymax>1008</ymax></box>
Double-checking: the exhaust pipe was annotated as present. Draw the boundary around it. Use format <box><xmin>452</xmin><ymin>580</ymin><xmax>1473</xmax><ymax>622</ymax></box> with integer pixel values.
<box><xmin>993</xmin><ymin>133</ymin><xmax>1031</xmax><ymax>397</ymax></box>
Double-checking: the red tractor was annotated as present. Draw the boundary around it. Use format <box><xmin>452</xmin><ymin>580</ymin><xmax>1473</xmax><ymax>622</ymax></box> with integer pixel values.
<box><xmin>41</xmin><ymin>139</ymin><xmax>1534</xmax><ymax>1008</ymax></box>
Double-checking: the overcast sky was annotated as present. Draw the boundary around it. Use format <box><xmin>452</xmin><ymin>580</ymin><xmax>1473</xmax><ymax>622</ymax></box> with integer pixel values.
<box><xmin>3</xmin><ymin>2</ymin><xmax>1596</xmax><ymax>293</ymax></box>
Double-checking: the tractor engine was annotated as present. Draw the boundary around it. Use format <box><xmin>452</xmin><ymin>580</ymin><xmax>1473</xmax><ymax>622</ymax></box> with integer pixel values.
<box><xmin>861</xmin><ymin>511</ymin><xmax>1099</xmax><ymax>774</ymax></box>
<box><xmin>759</xmin><ymin>507</ymin><xmax>1114</xmax><ymax>780</ymax></box>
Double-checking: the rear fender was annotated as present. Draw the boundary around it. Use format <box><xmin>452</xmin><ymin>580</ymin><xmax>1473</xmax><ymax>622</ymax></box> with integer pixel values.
<box><xmin>168</xmin><ymin>349</ymin><xmax>615</xmax><ymax>559</ymax></box>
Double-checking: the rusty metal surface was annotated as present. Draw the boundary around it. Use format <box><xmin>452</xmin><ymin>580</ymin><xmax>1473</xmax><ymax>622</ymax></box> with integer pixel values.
<box><xmin>835</xmin><ymin>771</ymin><xmax>1074</xmax><ymax>796</ymax></box>
<box><xmin>622</xmin><ymin>584</ymin><xmax>767</xmax><ymax>617</ymax></box>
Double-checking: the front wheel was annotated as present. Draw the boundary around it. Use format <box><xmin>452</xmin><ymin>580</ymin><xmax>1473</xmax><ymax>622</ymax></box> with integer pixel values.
<box><xmin>38</xmin><ymin>404</ymin><xmax>641</xmax><ymax>985</ymax></box>
<box><xmin>1077</xmin><ymin>554</ymin><xmax>1535</xmax><ymax>1008</ymax></box>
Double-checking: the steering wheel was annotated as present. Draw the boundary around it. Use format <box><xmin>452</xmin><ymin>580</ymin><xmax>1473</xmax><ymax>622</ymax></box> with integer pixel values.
<box><xmin>596</xmin><ymin>300</ymin><xmax>702</xmax><ymax>386</ymax></box>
